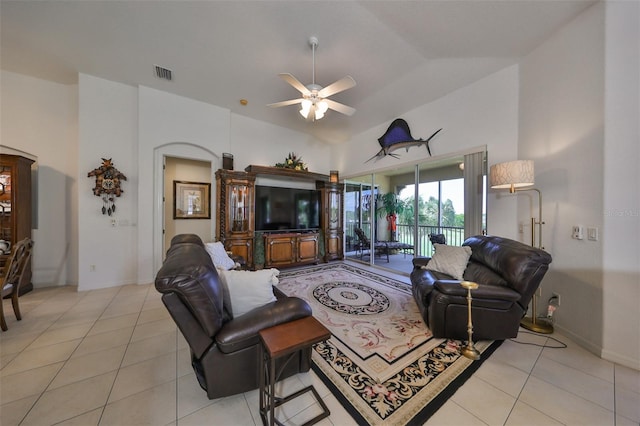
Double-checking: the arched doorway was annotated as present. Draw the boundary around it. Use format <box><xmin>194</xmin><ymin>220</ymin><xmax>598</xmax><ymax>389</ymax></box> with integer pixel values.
<box><xmin>153</xmin><ymin>143</ymin><xmax>220</xmax><ymax>274</ymax></box>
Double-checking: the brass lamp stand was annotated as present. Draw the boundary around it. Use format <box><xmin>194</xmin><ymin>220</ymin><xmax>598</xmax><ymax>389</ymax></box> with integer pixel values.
<box><xmin>460</xmin><ymin>281</ymin><xmax>480</xmax><ymax>360</ymax></box>
<box><xmin>518</xmin><ymin>193</ymin><xmax>553</xmax><ymax>334</ymax></box>
<box><xmin>489</xmin><ymin>160</ymin><xmax>553</xmax><ymax>334</ymax></box>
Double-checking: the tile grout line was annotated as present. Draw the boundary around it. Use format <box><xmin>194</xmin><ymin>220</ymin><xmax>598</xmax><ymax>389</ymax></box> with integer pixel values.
<box><xmin>612</xmin><ymin>363</ymin><xmax>617</xmax><ymax>426</ymax></box>
<box><xmin>511</xmin><ymin>333</ymin><xmax>618</xmax><ymax>424</ymax></box>
<box><xmin>175</xmin><ymin>320</ymin><xmax>180</xmax><ymax>425</ymax></box>
<box><xmin>14</xmin><ymin>288</ymin><xmax>116</xmax><ymax>425</ymax></box>
<box><xmin>1</xmin><ymin>296</ymin><xmax>68</xmax><ymax>372</ymax></box>
<box><xmin>503</xmin><ymin>334</ymin><xmax>551</xmax><ymax>424</ymax></box>
<box><xmin>535</xmin><ymin>339</ymin><xmax>618</xmax><ymax>417</ymax></box>
<box><xmin>94</xmin><ymin>284</ymin><xmax>151</xmax><ymax>426</ymax></box>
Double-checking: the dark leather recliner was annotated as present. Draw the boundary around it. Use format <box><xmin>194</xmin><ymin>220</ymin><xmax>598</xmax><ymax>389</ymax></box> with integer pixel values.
<box><xmin>155</xmin><ymin>234</ymin><xmax>313</xmax><ymax>399</ymax></box>
<box><xmin>410</xmin><ymin>235</ymin><xmax>552</xmax><ymax>341</ymax></box>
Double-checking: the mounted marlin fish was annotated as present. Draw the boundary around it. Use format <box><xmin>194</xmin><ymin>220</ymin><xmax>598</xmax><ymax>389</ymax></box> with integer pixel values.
<box><xmin>366</xmin><ymin>118</ymin><xmax>442</xmax><ymax>162</ymax></box>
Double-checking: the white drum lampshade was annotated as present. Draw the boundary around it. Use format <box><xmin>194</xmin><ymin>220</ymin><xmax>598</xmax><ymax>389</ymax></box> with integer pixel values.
<box><xmin>489</xmin><ymin>160</ymin><xmax>535</xmax><ymax>193</ymax></box>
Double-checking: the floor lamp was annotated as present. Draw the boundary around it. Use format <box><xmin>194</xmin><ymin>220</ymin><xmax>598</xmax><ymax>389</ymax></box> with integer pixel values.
<box><xmin>489</xmin><ymin>160</ymin><xmax>553</xmax><ymax>334</ymax></box>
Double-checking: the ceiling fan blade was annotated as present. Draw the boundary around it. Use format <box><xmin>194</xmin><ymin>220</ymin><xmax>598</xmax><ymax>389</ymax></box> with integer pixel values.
<box><xmin>318</xmin><ymin>75</ymin><xmax>356</xmax><ymax>98</ymax></box>
<box><xmin>267</xmin><ymin>98</ymin><xmax>304</xmax><ymax>108</ymax></box>
<box><xmin>324</xmin><ymin>99</ymin><xmax>356</xmax><ymax>116</ymax></box>
<box><xmin>279</xmin><ymin>73</ymin><xmax>311</xmax><ymax>96</ymax></box>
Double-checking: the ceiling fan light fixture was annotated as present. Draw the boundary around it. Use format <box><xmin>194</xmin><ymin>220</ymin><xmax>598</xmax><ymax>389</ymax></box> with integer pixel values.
<box><xmin>269</xmin><ymin>37</ymin><xmax>356</xmax><ymax>119</ymax></box>
<box><xmin>300</xmin><ymin>99</ymin><xmax>312</xmax><ymax>118</ymax></box>
<box><xmin>317</xmin><ymin>100</ymin><xmax>329</xmax><ymax>114</ymax></box>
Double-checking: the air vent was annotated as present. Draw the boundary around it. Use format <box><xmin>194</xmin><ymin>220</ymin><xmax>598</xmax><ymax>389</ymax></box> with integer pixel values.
<box><xmin>154</xmin><ymin>65</ymin><xmax>172</xmax><ymax>81</ymax></box>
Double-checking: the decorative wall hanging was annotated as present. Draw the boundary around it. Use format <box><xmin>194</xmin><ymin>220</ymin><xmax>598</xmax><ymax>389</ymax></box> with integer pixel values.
<box><xmin>173</xmin><ymin>181</ymin><xmax>211</xmax><ymax>219</ymax></box>
<box><xmin>87</xmin><ymin>158</ymin><xmax>127</xmax><ymax>215</ymax></box>
<box><xmin>366</xmin><ymin>118</ymin><xmax>442</xmax><ymax>162</ymax></box>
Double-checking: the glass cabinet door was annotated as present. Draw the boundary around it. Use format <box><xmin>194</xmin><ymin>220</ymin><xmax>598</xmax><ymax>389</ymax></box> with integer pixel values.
<box><xmin>0</xmin><ymin>165</ymin><xmax>11</xmax><ymax>247</ymax></box>
<box><xmin>230</xmin><ymin>184</ymin><xmax>251</xmax><ymax>232</ymax></box>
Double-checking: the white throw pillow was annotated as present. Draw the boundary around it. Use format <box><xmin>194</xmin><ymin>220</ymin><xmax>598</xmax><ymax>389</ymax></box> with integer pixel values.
<box><xmin>422</xmin><ymin>244</ymin><xmax>472</xmax><ymax>280</ymax></box>
<box><xmin>205</xmin><ymin>242</ymin><xmax>236</xmax><ymax>270</ymax></box>
<box><xmin>219</xmin><ymin>268</ymin><xmax>279</xmax><ymax>318</ymax></box>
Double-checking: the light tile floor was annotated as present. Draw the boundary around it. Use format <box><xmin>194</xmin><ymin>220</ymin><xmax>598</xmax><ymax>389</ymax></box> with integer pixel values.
<box><xmin>1</xmin><ymin>276</ymin><xmax>638</xmax><ymax>425</ymax></box>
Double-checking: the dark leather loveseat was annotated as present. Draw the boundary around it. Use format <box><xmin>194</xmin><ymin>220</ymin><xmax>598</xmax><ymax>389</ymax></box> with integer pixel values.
<box><xmin>155</xmin><ymin>234</ymin><xmax>313</xmax><ymax>399</ymax></box>
<box><xmin>410</xmin><ymin>235</ymin><xmax>552</xmax><ymax>341</ymax></box>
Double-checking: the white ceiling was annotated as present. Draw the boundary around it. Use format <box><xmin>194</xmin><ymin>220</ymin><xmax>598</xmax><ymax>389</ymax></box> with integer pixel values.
<box><xmin>1</xmin><ymin>0</ymin><xmax>596</xmax><ymax>144</ymax></box>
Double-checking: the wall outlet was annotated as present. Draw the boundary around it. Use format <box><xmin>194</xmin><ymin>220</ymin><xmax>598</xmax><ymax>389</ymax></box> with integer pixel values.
<box><xmin>572</xmin><ymin>225</ymin><xmax>584</xmax><ymax>240</ymax></box>
<box><xmin>89</xmin><ymin>264</ymin><xmax>96</xmax><ymax>272</ymax></box>
<box><xmin>111</xmin><ymin>218</ymin><xmax>117</xmax><ymax>227</ymax></box>
<box><xmin>551</xmin><ymin>293</ymin><xmax>561</xmax><ymax>306</ymax></box>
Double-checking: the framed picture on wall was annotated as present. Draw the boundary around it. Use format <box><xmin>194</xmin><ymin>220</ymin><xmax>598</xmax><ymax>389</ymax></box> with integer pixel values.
<box><xmin>173</xmin><ymin>180</ymin><xmax>211</xmax><ymax>219</ymax></box>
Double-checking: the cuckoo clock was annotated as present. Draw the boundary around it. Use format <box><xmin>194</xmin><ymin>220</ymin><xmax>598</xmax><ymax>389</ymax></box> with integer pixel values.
<box><xmin>88</xmin><ymin>158</ymin><xmax>127</xmax><ymax>215</ymax></box>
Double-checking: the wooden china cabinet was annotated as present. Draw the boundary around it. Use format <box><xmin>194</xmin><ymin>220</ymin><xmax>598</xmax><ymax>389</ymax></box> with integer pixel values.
<box><xmin>317</xmin><ymin>181</ymin><xmax>343</xmax><ymax>262</ymax></box>
<box><xmin>215</xmin><ymin>169</ymin><xmax>256</xmax><ymax>266</ymax></box>
<box><xmin>0</xmin><ymin>154</ymin><xmax>35</xmax><ymax>294</ymax></box>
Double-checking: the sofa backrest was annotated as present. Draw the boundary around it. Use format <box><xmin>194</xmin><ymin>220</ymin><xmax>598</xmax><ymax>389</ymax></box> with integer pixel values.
<box><xmin>463</xmin><ymin>235</ymin><xmax>552</xmax><ymax>308</ymax></box>
<box><xmin>155</xmin><ymin>234</ymin><xmax>232</xmax><ymax>338</ymax></box>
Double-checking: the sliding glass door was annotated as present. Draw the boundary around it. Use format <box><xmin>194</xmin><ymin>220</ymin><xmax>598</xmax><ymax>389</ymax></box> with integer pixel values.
<box><xmin>344</xmin><ymin>150</ymin><xmax>486</xmax><ymax>276</ymax></box>
<box><xmin>344</xmin><ymin>180</ymin><xmax>377</xmax><ymax>261</ymax></box>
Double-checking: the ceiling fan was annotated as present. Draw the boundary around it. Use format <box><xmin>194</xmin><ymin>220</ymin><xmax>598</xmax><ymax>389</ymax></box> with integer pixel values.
<box><xmin>268</xmin><ymin>36</ymin><xmax>356</xmax><ymax>121</ymax></box>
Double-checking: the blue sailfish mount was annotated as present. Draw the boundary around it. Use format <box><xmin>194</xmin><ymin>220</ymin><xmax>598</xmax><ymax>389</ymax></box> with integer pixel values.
<box><xmin>367</xmin><ymin>118</ymin><xmax>442</xmax><ymax>162</ymax></box>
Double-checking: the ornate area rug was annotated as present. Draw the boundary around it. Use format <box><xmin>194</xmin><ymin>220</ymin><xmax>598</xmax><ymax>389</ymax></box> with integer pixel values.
<box><xmin>277</xmin><ymin>263</ymin><xmax>502</xmax><ymax>425</ymax></box>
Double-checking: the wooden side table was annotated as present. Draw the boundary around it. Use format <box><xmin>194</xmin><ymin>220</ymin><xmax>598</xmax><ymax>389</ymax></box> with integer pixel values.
<box><xmin>258</xmin><ymin>316</ymin><xmax>331</xmax><ymax>426</ymax></box>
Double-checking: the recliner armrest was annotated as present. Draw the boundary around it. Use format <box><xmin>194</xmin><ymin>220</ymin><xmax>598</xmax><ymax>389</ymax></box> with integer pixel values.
<box><xmin>434</xmin><ymin>280</ymin><xmax>521</xmax><ymax>302</ymax></box>
<box><xmin>412</xmin><ymin>257</ymin><xmax>431</xmax><ymax>268</ymax></box>
<box><xmin>215</xmin><ymin>297</ymin><xmax>312</xmax><ymax>354</ymax></box>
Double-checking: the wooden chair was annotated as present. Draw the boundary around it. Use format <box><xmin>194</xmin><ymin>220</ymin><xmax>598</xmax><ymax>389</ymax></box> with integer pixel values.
<box><xmin>429</xmin><ymin>233</ymin><xmax>446</xmax><ymax>245</ymax></box>
<box><xmin>1</xmin><ymin>238</ymin><xmax>33</xmax><ymax>331</ymax></box>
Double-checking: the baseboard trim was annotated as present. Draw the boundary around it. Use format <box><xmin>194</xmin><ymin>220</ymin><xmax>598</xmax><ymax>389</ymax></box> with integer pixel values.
<box><xmin>555</xmin><ymin>324</ymin><xmax>640</xmax><ymax>370</ymax></box>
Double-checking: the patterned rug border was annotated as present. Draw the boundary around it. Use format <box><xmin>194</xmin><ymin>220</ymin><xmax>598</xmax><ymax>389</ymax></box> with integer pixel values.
<box><xmin>311</xmin><ymin>339</ymin><xmax>503</xmax><ymax>425</ymax></box>
<box><xmin>279</xmin><ymin>262</ymin><xmax>504</xmax><ymax>425</ymax></box>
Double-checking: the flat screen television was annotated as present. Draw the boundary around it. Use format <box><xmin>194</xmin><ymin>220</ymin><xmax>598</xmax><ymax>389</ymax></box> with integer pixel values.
<box><xmin>255</xmin><ymin>185</ymin><xmax>320</xmax><ymax>232</ymax></box>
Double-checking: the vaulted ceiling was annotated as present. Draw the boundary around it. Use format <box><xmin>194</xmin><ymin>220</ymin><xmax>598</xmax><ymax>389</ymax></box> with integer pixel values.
<box><xmin>1</xmin><ymin>0</ymin><xmax>596</xmax><ymax>143</ymax></box>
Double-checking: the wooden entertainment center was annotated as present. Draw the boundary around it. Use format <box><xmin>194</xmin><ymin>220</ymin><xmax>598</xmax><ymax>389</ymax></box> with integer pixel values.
<box><xmin>215</xmin><ymin>165</ymin><xmax>343</xmax><ymax>269</ymax></box>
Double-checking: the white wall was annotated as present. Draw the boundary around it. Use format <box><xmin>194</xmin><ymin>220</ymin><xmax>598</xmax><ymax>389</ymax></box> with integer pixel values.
<box><xmin>78</xmin><ymin>74</ymin><xmax>138</xmax><ymax>290</ymax></box>
<box><xmin>519</xmin><ymin>2</ymin><xmax>606</xmax><ymax>354</ymax></box>
<box><xmin>1</xmin><ymin>70</ymin><xmax>78</xmax><ymax>287</ymax></box>
<box><xmin>602</xmin><ymin>0</ymin><xmax>640</xmax><ymax>369</ymax></box>
<box><xmin>137</xmin><ymin>87</ymin><xmax>326</xmax><ymax>283</ymax></box>
<box><xmin>521</xmin><ymin>0</ymin><xmax>606</xmax><ymax>355</ymax></box>
<box><xmin>1</xmin><ymin>72</ymin><xmax>333</xmax><ymax>290</ymax></box>
<box><xmin>519</xmin><ymin>1</ymin><xmax>639</xmax><ymax>369</ymax></box>
<box><xmin>138</xmin><ymin>86</ymin><xmax>230</xmax><ymax>284</ymax></box>
<box><xmin>230</xmin><ymin>113</ymin><xmax>330</xmax><ymax>173</ymax></box>
<box><xmin>336</xmin><ymin>65</ymin><xmax>520</xmax><ymax>239</ymax></box>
